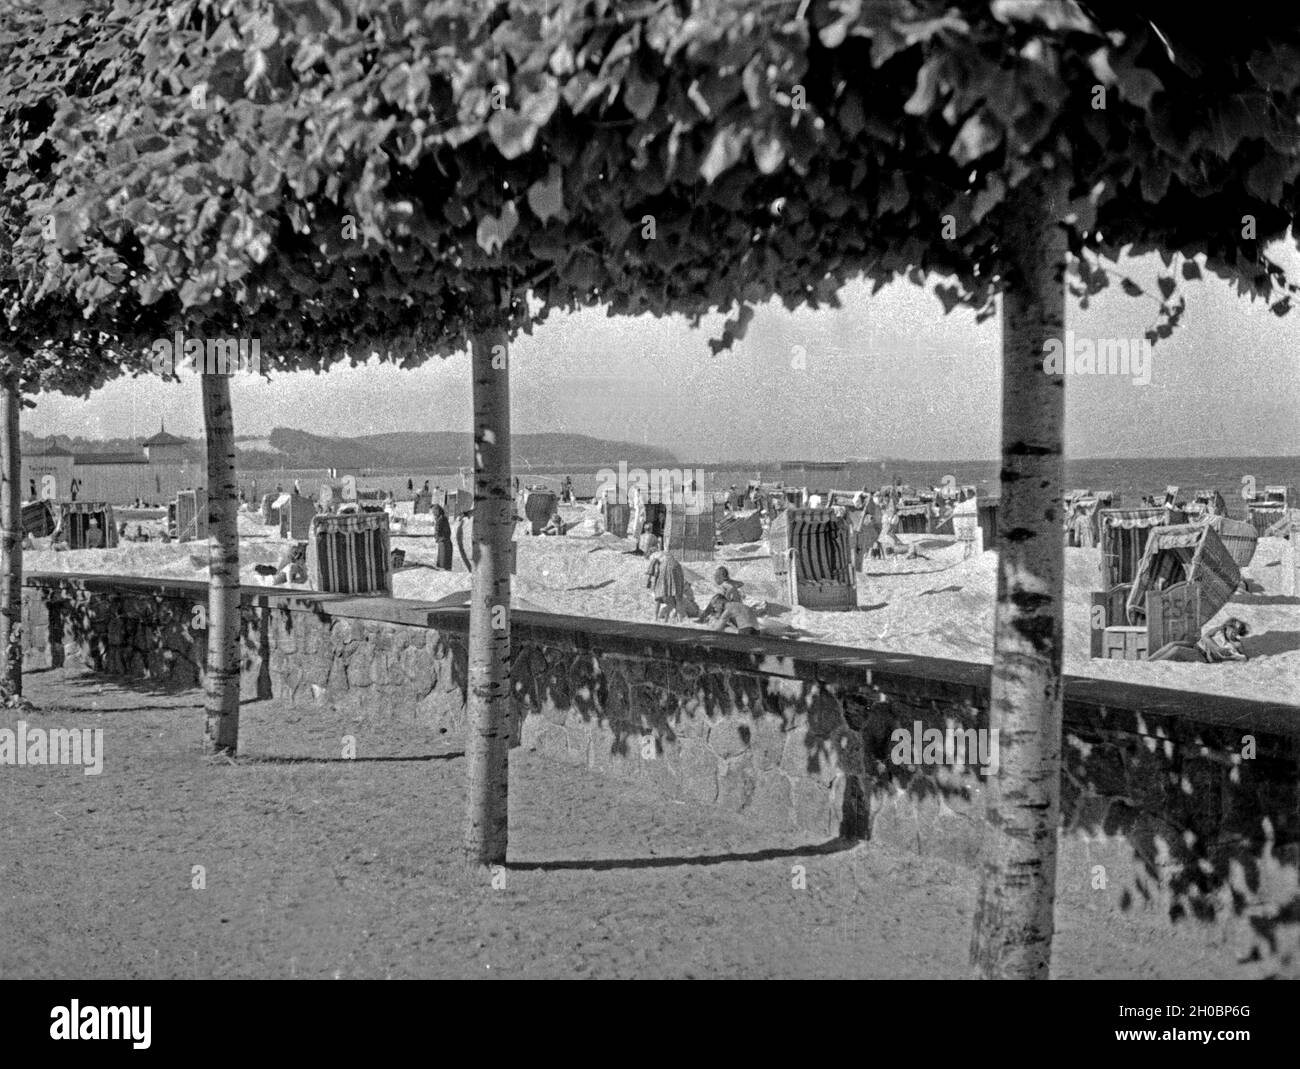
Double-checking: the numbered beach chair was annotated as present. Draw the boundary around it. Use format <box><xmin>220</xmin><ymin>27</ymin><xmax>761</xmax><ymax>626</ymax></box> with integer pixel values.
<box><xmin>306</xmin><ymin>511</ymin><xmax>392</xmax><ymax>595</ymax></box>
<box><xmin>1091</xmin><ymin>523</ymin><xmax>1240</xmax><ymax>660</ymax></box>
<box><xmin>769</xmin><ymin>507</ymin><xmax>857</xmax><ymax>610</ymax></box>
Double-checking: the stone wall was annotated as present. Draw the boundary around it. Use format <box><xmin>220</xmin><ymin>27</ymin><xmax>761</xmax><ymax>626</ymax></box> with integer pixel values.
<box><xmin>19</xmin><ymin>572</ymin><xmax>1300</xmax><ymax>958</ymax></box>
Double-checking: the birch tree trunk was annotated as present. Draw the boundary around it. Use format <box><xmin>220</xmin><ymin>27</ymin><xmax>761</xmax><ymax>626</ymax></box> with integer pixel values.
<box><xmin>463</xmin><ymin>331</ymin><xmax>513</xmax><ymax>867</ymax></box>
<box><xmin>200</xmin><ymin>369</ymin><xmax>241</xmax><ymax>754</ymax></box>
<box><xmin>1</xmin><ymin>382</ymin><xmax>22</xmax><ymax>696</ymax></box>
<box><xmin>970</xmin><ymin>182</ymin><xmax>1067</xmax><ymax>980</ymax></box>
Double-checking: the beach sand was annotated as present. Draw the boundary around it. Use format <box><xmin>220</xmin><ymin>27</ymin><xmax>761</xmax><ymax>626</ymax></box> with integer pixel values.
<box><xmin>25</xmin><ymin>503</ymin><xmax>1299</xmax><ymax>706</ymax></box>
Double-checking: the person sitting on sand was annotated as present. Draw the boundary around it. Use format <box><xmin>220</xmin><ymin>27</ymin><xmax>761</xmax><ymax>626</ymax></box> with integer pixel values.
<box><xmin>541</xmin><ymin>513</ymin><xmax>567</xmax><ymax>536</ymax></box>
<box><xmin>645</xmin><ymin>536</ymin><xmax>688</xmax><ymax>621</ymax></box>
<box><xmin>1198</xmin><ymin>618</ymin><xmax>1249</xmax><ymax>662</ymax></box>
<box><xmin>85</xmin><ymin>519</ymin><xmax>105</xmax><ymax>549</ymax></box>
<box><xmin>713</xmin><ymin>566</ymin><xmax>743</xmax><ymax>603</ymax></box>
<box><xmin>698</xmin><ymin>594</ymin><xmax>761</xmax><ymax>635</ymax></box>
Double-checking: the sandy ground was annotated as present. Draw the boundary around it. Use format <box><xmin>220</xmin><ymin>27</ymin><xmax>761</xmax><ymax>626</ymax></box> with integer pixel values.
<box><xmin>0</xmin><ymin>669</ymin><xmax>1257</xmax><ymax>980</ymax></box>
<box><xmin>26</xmin><ymin>503</ymin><xmax>1300</xmax><ymax>705</ymax></box>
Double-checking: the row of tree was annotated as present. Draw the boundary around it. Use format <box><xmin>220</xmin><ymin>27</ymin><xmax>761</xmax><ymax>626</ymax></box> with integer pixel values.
<box><xmin>3</xmin><ymin>0</ymin><xmax>1299</xmax><ymax>978</ymax></box>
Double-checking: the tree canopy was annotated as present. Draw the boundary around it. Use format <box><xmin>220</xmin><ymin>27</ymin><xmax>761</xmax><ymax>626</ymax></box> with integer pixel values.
<box><xmin>13</xmin><ymin>0</ymin><xmax>1300</xmax><ymax>356</ymax></box>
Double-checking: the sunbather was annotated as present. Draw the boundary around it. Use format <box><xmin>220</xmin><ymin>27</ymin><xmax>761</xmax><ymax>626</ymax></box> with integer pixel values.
<box><xmin>1198</xmin><ymin>618</ymin><xmax>1249</xmax><ymax>662</ymax></box>
<box><xmin>698</xmin><ymin>594</ymin><xmax>761</xmax><ymax>635</ymax></box>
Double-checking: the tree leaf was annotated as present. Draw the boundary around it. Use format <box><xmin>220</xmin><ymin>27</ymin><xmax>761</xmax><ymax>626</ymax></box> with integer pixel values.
<box><xmin>475</xmin><ymin>201</ymin><xmax>519</xmax><ymax>255</ymax></box>
<box><xmin>700</xmin><ymin>127</ymin><xmax>748</xmax><ymax>184</ymax></box>
<box><xmin>951</xmin><ymin>112</ymin><xmax>1001</xmax><ymax>165</ymax></box>
<box><xmin>526</xmin><ymin>165</ymin><xmax>565</xmax><ymax>224</ymax></box>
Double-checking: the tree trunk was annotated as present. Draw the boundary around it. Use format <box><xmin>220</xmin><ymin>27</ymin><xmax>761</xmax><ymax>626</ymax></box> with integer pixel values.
<box><xmin>200</xmin><ymin>370</ymin><xmax>241</xmax><ymax>754</ymax></box>
<box><xmin>970</xmin><ymin>183</ymin><xmax>1067</xmax><ymax>980</ymax></box>
<box><xmin>1</xmin><ymin>382</ymin><xmax>22</xmax><ymax>696</ymax></box>
<box><xmin>462</xmin><ymin>332</ymin><xmax>513</xmax><ymax>867</ymax></box>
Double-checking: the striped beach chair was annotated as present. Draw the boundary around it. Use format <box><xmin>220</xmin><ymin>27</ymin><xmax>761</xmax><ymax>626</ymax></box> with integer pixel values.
<box><xmin>306</xmin><ymin>511</ymin><xmax>392</xmax><ymax>595</ymax></box>
<box><xmin>57</xmin><ymin>502</ymin><xmax>119</xmax><ymax>549</ymax></box>
<box><xmin>769</xmin><ymin>508</ymin><xmax>857</xmax><ymax>610</ymax></box>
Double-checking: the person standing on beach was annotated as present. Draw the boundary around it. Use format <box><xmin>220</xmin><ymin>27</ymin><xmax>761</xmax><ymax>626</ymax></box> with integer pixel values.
<box><xmin>431</xmin><ymin>505</ymin><xmax>453</xmax><ymax>570</ymax></box>
<box><xmin>645</xmin><ymin>536</ymin><xmax>688</xmax><ymax>621</ymax></box>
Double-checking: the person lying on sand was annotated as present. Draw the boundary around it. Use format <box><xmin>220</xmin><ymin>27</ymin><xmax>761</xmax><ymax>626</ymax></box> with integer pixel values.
<box><xmin>1198</xmin><ymin>618</ymin><xmax>1249</xmax><ymax>662</ymax></box>
<box><xmin>698</xmin><ymin>594</ymin><xmax>761</xmax><ymax>635</ymax></box>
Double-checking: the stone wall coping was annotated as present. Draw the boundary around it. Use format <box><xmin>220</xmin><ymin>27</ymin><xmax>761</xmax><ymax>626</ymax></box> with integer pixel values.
<box><xmin>25</xmin><ymin>570</ymin><xmax>1300</xmax><ymax>739</ymax></box>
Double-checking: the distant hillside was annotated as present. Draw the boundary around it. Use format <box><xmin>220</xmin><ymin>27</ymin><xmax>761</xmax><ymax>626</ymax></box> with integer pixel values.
<box><xmin>236</xmin><ymin>428</ymin><xmax>679</xmax><ymax>471</ymax></box>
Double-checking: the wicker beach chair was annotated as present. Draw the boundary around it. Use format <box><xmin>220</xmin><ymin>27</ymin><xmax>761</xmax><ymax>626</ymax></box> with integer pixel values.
<box><xmin>306</xmin><ymin>511</ymin><xmax>392</xmax><ymax>594</ymax></box>
<box><xmin>716</xmin><ymin>509</ymin><xmax>763</xmax><ymax>545</ymax></box>
<box><xmin>663</xmin><ymin>502</ymin><xmax>717</xmax><ymax>562</ymax></box>
<box><xmin>174</xmin><ymin>490</ymin><xmax>207</xmax><ymax>543</ymax></box>
<box><xmin>1124</xmin><ymin>523</ymin><xmax>1240</xmax><ymax>626</ymax></box>
<box><xmin>769</xmin><ymin>507</ymin><xmax>857</xmax><ymax>610</ymax></box>
<box><xmin>21</xmin><ymin>500</ymin><xmax>56</xmax><ymax>538</ymax></box>
<box><xmin>521</xmin><ymin>489</ymin><xmax>558</xmax><ymax>535</ymax></box>
<box><xmin>278</xmin><ymin>493</ymin><xmax>315</xmax><ymax>540</ymax></box>
<box><xmin>57</xmin><ymin>502</ymin><xmax>119</xmax><ymax>549</ymax></box>
<box><xmin>1203</xmin><ymin>514</ymin><xmax>1258</xmax><ymax>569</ymax></box>
<box><xmin>1099</xmin><ymin>506</ymin><xmax>1185</xmax><ymax>589</ymax></box>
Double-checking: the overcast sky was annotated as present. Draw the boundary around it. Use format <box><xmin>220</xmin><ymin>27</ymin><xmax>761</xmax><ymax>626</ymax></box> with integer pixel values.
<box><xmin>26</xmin><ymin>253</ymin><xmax>1300</xmax><ymax>461</ymax></box>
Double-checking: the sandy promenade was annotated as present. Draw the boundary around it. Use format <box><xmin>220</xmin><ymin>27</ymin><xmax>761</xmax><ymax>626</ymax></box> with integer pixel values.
<box><xmin>23</xmin><ymin>503</ymin><xmax>1300</xmax><ymax>706</ymax></box>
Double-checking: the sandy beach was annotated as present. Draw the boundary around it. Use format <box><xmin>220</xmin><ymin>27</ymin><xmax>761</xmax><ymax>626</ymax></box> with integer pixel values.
<box><xmin>25</xmin><ymin>502</ymin><xmax>1299</xmax><ymax>706</ymax></box>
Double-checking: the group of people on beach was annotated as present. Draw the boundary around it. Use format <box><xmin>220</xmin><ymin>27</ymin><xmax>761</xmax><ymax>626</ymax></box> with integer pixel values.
<box><xmin>644</xmin><ymin>541</ymin><xmax>760</xmax><ymax>635</ymax></box>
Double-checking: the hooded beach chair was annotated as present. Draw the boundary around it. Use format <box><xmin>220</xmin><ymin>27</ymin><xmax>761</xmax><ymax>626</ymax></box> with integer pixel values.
<box><xmin>279</xmin><ymin>492</ymin><xmax>315</xmax><ymax>540</ymax></box>
<box><xmin>174</xmin><ymin>490</ymin><xmax>208</xmax><ymax>543</ymax></box>
<box><xmin>769</xmin><ymin>507</ymin><xmax>857</xmax><ymax>610</ymax></box>
<box><xmin>306</xmin><ymin>510</ymin><xmax>392</xmax><ymax>595</ymax></box>
<box><xmin>521</xmin><ymin>488</ymin><xmax>558</xmax><ymax>535</ymax></box>
<box><xmin>1124</xmin><ymin>523</ymin><xmax>1239</xmax><ymax>628</ymax></box>
<box><xmin>663</xmin><ymin>502</ymin><xmax>717</xmax><ymax>562</ymax></box>
<box><xmin>21</xmin><ymin>500</ymin><xmax>57</xmax><ymax>538</ymax></box>
<box><xmin>57</xmin><ymin>502</ymin><xmax>119</xmax><ymax>549</ymax></box>
<box><xmin>1099</xmin><ymin>506</ymin><xmax>1185</xmax><ymax>589</ymax></box>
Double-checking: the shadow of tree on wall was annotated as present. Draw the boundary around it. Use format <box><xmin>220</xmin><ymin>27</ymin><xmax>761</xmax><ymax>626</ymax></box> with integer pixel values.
<box><xmin>512</xmin><ymin>625</ymin><xmax>1300</xmax><ymax>976</ymax></box>
<box><xmin>24</xmin><ymin>577</ymin><xmax>1300</xmax><ymax>975</ymax></box>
